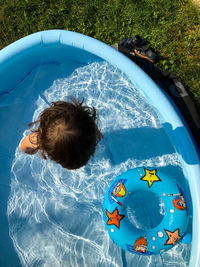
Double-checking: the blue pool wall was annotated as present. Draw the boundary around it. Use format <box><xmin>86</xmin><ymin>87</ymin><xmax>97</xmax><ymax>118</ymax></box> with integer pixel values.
<box><xmin>0</xmin><ymin>30</ymin><xmax>200</xmax><ymax>267</ymax></box>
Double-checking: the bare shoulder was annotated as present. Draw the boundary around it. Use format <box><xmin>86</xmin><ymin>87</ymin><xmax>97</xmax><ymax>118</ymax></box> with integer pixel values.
<box><xmin>20</xmin><ymin>132</ymin><xmax>38</xmax><ymax>155</ymax></box>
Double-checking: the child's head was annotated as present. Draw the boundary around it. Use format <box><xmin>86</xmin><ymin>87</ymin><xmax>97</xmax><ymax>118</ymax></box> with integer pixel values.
<box><xmin>30</xmin><ymin>99</ymin><xmax>99</xmax><ymax>170</ymax></box>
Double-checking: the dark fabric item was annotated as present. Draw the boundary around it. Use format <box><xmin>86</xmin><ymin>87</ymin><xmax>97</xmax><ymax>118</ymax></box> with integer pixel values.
<box><xmin>119</xmin><ymin>35</ymin><xmax>147</xmax><ymax>48</ymax></box>
<box><xmin>134</xmin><ymin>47</ymin><xmax>159</xmax><ymax>63</ymax></box>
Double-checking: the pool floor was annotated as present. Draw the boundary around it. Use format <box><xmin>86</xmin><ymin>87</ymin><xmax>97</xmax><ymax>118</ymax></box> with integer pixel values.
<box><xmin>1</xmin><ymin>60</ymin><xmax>191</xmax><ymax>266</ymax></box>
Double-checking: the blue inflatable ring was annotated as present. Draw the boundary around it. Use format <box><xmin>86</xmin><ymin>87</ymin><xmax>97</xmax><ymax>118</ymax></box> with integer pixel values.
<box><xmin>103</xmin><ymin>168</ymin><xmax>189</xmax><ymax>255</ymax></box>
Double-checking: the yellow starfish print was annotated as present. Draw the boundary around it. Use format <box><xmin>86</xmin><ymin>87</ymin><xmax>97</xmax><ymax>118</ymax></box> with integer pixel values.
<box><xmin>140</xmin><ymin>168</ymin><xmax>161</xmax><ymax>188</ymax></box>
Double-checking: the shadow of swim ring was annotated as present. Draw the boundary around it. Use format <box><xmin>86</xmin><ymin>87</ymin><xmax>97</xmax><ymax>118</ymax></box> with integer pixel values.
<box><xmin>103</xmin><ymin>168</ymin><xmax>189</xmax><ymax>255</ymax></box>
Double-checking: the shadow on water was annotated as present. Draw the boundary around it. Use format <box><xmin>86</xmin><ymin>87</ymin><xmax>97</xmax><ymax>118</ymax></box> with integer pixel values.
<box><xmin>0</xmin><ymin>92</ymin><xmax>40</xmax><ymax>266</ymax></box>
<box><xmin>104</xmin><ymin>127</ymin><xmax>175</xmax><ymax>165</ymax></box>
<box><xmin>0</xmin><ymin>60</ymin><xmax>85</xmax><ymax>266</ymax></box>
<box><xmin>104</xmin><ymin>125</ymin><xmax>193</xmax><ymax>267</ymax></box>
<box><xmin>103</xmin><ymin>124</ymin><xmax>194</xmax><ymax>212</ymax></box>
<box><xmin>103</xmin><ymin>124</ymin><xmax>199</xmax><ymax>166</ymax></box>
<box><xmin>0</xmin><ymin>60</ymin><xmax>87</xmax><ymax>266</ymax></box>
<box><xmin>1</xmin><ymin>58</ymin><xmax>195</xmax><ymax>266</ymax></box>
<box><xmin>163</xmin><ymin>122</ymin><xmax>199</xmax><ymax>165</ymax></box>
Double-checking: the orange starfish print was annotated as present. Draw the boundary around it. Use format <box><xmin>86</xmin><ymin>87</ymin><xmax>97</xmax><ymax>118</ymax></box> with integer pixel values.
<box><xmin>164</xmin><ymin>228</ymin><xmax>181</xmax><ymax>246</ymax></box>
<box><xmin>106</xmin><ymin>208</ymin><xmax>125</xmax><ymax>229</ymax></box>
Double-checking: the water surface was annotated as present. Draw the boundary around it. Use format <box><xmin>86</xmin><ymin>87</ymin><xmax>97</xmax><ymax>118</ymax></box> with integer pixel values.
<box><xmin>7</xmin><ymin>61</ymin><xmax>191</xmax><ymax>266</ymax></box>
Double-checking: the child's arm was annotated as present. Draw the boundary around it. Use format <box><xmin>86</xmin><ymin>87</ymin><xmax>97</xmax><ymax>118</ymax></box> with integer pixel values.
<box><xmin>20</xmin><ymin>132</ymin><xmax>38</xmax><ymax>155</ymax></box>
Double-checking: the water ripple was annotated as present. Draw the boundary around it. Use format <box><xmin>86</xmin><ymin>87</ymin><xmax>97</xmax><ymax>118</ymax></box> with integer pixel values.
<box><xmin>7</xmin><ymin>61</ymin><xmax>190</xmax><ymax>267</ymax></box>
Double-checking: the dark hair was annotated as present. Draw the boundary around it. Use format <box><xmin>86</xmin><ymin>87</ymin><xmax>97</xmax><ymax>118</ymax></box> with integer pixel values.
<box><xmin>29</xmin><ymin>99</ymin><xmax>98</xmax><ymax>170</ymax></box>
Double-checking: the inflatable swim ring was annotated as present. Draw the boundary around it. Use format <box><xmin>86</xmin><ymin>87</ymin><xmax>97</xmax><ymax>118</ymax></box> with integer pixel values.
<box><xmin>103</xmin><ymin>168</ymin><xmax>189</xmax><ymax>255</ymax></box>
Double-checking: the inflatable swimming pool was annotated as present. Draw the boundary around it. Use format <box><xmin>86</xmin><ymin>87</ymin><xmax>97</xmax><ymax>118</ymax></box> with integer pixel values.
<box><xmin>0</xmin><ymin>30</ymin><xmax>200</xmax><ymax>266</ymax></box>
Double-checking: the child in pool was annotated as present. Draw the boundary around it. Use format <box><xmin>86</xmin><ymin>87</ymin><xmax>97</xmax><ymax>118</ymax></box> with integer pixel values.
<box><xmin>20</xmin><ymin>99</ymin><xmax>103</xmax><ymax>170</ymax></box>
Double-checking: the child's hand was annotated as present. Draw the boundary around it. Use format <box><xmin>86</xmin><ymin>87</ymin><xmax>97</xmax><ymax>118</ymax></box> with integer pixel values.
<box><xmin>20</xmin><ymin>133</ymin><xmax>38</xmax><ymax>155</ymax></box>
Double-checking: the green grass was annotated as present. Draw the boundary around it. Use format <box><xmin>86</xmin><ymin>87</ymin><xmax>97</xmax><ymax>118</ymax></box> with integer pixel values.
<box><xmin>0</xmin><ymin>0</ymin><xmax>199</xmax><ymax>109</ymax></box>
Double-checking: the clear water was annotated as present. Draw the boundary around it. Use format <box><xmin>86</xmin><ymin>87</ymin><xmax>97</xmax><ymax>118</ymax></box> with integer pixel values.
<box><xmin>7</xmin><ymin>61</ymin><xmax>191</xmax><ymax>266</ymax></box>
<box><xmin>125</xmin><ymin>190</ymin><xmax>165</xmax><ymax>230</ymax></box>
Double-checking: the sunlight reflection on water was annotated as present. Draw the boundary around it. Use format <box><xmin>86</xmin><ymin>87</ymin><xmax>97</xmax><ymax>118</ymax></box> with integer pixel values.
<box><xmin>7</xmin><ymin>61</ymin><xmax>191</xmax><ymax>267</ymax></box>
